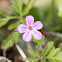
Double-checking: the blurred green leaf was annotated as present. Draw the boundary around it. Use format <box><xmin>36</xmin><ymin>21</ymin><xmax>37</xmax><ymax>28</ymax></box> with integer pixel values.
<box><xmin>0</xmin><ymin>16</ymin><xmax>19</xmax><ymax>27</ymax></box>
<box><xmin>0</xmin><ymin>9</ymin><xmax>10</xmax><ymax>17</ymax></box>
<box><xmin>33</xmin><ymin>35</ymin><xmax>45</xmax><ymax>48</ymax></box>
<box><xmin>48</xmin><ymin>48</ymin><xmax>61</xmax><ymax>57</ymax></box>
<box><xmin>10</xmin><ymin>5</ymin><xmax>20</xmax><ymax>16</ymax></box>
<box><xmin>46</xmin><ymin>47</ymin><xmax>56</xmax><ymax>62</ymax></box>
<box><xmin>53</xmin><ymin>51</ymin><xmax>62</xmax><ymax>61</ymax></box>
<box><xmin>47</xmin><ymin>44</ymin><xmax>62</xmax><ymax>62</ymax></box>
<box><xmin>2</xmin><ymin>32</ymin><xmax>14</xmax><ymax>49</ymax></box>
<box><xmin>2</xmin><ymin>32</ymin><xmax>20</xmax><ymax>49</ymax></box>
<box><xmin>11</xmin><ymin>5</ymin><xmax>20</xmax><ymax>14</ymax></box>
<box><xmin>24</xmin><ymin>57</ymin><xmax>37</xmax><ymax>62</ymax></box>
<box><xmin>13</xmin><ymin>32</ymin><xmax>20</xmax><ymax>43</ymax></box>
<box><xmin>41</xmin><ymin>57</ymin><xmax>46</xmax><ymax>62</ymax></box>
<box><xmin>22</xmin><ymin>0</ymin><xmax>35</xmax><ymax>16</ymax></box>
<box><xmin>41</xmin><ymin>49</ymin><xmax>45</xmax><ymax>56</ymax></box>
<box><xmin>48</xmin><ymin>59</ymin><xmax>55</xmax><ymax>62</ymax></box>
<box><xmin>0</xmin><ymin>18</ymin><xmax>10</xmax><ymax>27</ymax></box>
<box><xmin>47</xmin><ymin>47</ymin><xmax>55</xmax><ymax>57</ymax></box>
<box><xmin>28</xmin><ymin>49</ymin><xmax>39</xmax><ymax>57</ymax></box>
<box><xmin>8</xmin><ymin>21</ymin><xmax>20</xmax><ymax>30</ymax></box>
<box><xmin>44</xmin><ymin>42</ymin><xmax>54</xmax><ymax>56</ymax></box>
<box><xmin>48</xmin><ymin>51</ymin><xmax>62</xmax><ymax>62</ymax></box>
<box><xmin>11</xmin><ymin>0</ymin><xmax>23</xmax><ymax>15</ymax></box>
<box><xmin>16</xmin><ymin>0</ymin><xmax>23</xmax><ymax>14</ymax></box>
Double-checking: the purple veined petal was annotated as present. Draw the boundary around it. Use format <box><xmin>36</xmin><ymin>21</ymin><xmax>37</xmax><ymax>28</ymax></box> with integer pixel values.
<box><xmin>22</xmin><ymin>30</ymin><xmax>32</xmax><ymax>42</ymax></box>
<box><xmin>33</xmin><ymin>21</ymin><xmax>43</xmax><ymax>30</ymax></box>
<box><xmin>32</xmin><ymin>29</ymin><xmax>42</xmax><ymax>40</ymax></box>
<box><xmin>25</xmin><ymin>15</ymin><xmax>34</xmax><ymax>26</ymax></box>
<box><xmin>18</xmin><ymin>24</ymin><xmax>28</xmax><ymax>33</ymax></box>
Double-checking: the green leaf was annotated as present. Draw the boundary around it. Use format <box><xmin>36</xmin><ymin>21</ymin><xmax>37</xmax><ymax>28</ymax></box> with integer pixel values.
<box><xmin>22</xmin><ymin>0</ymin><xmax>35</xmax><ymax>16</ymax></box>
<box><xmin>11</xmin><ymin>5</ymin><xmax>20</xmax><ymax>14</ymax></box>
<box><xmin>53</xmin><ymin>51</ymin><xmax>62</xmax><ymax>61</ymax></box>
<box><xmin>47</xmin><ymin>45</ymin><xmax>62</xmax><ymax>62</ymax></box>
<box><xmin>0</xmin><ymin>16</ymin><xmax>19</xmax><ymax>27</ymax></box>
<box><xmin>33</xmin><ymin>35</ymin><xmax>45</xmax><ymax>48</ymax></box>
<box><xmin>10</xmin><ymin>6</ymin><xmax>20</xmax><ymax>16</ymax></box>
<box><xmin>2</xmin><ymin>32</ymin><xmax>20</xmax><ymax>49</ymax></box>
<box><xmin>24</xmin><ymin>57</ymin><xmax>37</xmax><ymax>62</ymax></box>
<box><xmin>28</xmin><ymin>49</ymin><xmax>39</xmax><ymax>57</ymax></box>
<box><xmin>8</xmin><ymin>21</ymin><xmax>20</xmax><ymax>30</ymax></box>
<box><xmin>48</xmin><ymin>51</ymin><xmax>62</xmax><ymax>62</ymax></box>
<box><xmin>0</xmin><ymin>18</ymin><xmax>10</xmax><ymax>27</ymax></box>
<box><xmin>0</xmin><ymin>9</ymin><xmax>10</xmax><ymax>17</ymax></box>
<box><xmin>48</xmin><ymin>59</ymin><xmax>55</xmax><ymax>62</ymax></box>
<box><xmin>11</xmin><ymin>0</ymin><xmax>23</xmax><ymax>15</ymax></box>
<box><xmin>13</xmin><ymin>32</ymin><xmax>20</xmax><ymax>43</ymax></box>
<box><xmin>47</xmin><ymin>47</ymin><xmax>55</xmax><ymax>57</ymax></box>
<box><xmin>41</xmin><ymin>57</ymin><xmax>46</xmax><ymax>62</ymax></box>
<box><xmin>1</xmin><ymin>32</ymin><xmax>14</xmax><ymax>49</ymax></box>
<box><xmin>17</xmin><ymin>0</ymin><xmax>23</xmax><ymax>14</ymax></box>
<box><xmin>48</xmin><ymin>48</ymin><xmax>61</xmax><ymax>57</ymax></box>
<box><xmin>41</xmin><ymin>49</ymin><xmax>45</xmax><ymax>56</ymax></box>
<box><xmin>44</xmin><ymin>42</ymin><xmax>54</xmax><ymax>56</ymax></box>
<box><xmin>2</xmin><ymin>39</ymin><xmax>14</xmax><ymax>49</ymax></box>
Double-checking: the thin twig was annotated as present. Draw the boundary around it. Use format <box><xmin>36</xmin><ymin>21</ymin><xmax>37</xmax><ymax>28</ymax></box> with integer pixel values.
<box><xmin>50</xmin><ymin>31</ymin><xmax>62</xmax><ymax>38</ymax></box>
<box><xmin>41</xmin><ymin>30</ymin><xmax>62</xmax><ymax>38</ymax></box>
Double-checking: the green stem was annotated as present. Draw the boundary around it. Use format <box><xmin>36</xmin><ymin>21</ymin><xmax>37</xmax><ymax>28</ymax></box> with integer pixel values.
<box><xmin>8</xmin><ymin>16</ymin><xmax>20</xmax><ymax>19</ymax></box>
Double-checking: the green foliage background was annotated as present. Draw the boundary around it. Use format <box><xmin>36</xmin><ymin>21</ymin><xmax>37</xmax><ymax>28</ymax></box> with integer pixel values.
<box><xmin>0</xmin><ymin>0</ymin><xmax>62</xmax><ymax>62</ymax></box>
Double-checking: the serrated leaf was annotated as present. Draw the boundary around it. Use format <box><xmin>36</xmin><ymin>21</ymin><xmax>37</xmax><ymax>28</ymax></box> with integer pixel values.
<box><xmin>53</xmin><ymin>51</ymin><xmax>62</xmax><ymax>61</ymax></box>
<box><xmin>48</xmin><ymin>48</ymin><xmax>61</xmax><ymax>57</ymax></box>
<box><xmin>48</xmin><ymin>47</ymin><xmax>55</xmax><ymax>57</ymax></box>
<box><xmin>44</xmin><ymin>42</ymin><xmax>54</xmax><ymax>56</ymax></box>
<box><xmin>48</xmin><ymin>51</ymin><xmax>62</xmax><ymax>62</ymax></box>
<box><xmin>22</xmin><ymin>0</ymin><xmax>35</xmax><ymax>16</ymax></box>
<box><xmin>0</xmin><ymin>9</ymin><xmax>10</xmax><ymax>17</ymax></box>
<box><xmin>8</xmin><ymin>21</ymin><xmax>20</xmax><ymax>30</ymax></box>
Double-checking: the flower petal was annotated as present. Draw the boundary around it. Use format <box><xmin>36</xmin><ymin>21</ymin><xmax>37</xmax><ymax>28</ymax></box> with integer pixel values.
<box><xmin>25</xmin><ymin>15</ymin><xmax>34</xmax><ymax>26</ymax></box>
<box><xmin>22</xmin><ymin>30</ymin><xmax>32</xmax><ymax>42</ymax></box>
<box><xmin>32</xmin><ymin>30</ymin><xmax>42</xmax><ymax>40</ymax></box>
<box><xmin>18</xmin><ymin>24</ymin><xmax>28</xmax><ymax>33</ymax></box>
<box><xmin>33</xmin><ymin>21</ymin><xmax>43</xmax><ymax>30</ymax></box>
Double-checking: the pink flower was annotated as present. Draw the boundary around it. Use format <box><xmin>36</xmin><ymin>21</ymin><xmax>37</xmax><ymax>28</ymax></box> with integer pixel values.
<box><xmin>18</xmin><ymin>15</ymin><xmax>43</xmax><ymax>42</ymax></box>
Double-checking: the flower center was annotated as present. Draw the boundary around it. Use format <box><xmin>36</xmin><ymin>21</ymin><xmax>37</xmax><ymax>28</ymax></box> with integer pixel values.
<box><xmin>29</xmin><ymin>26</ymin><xmax>32</xmax><ymax>30</ymax></box>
